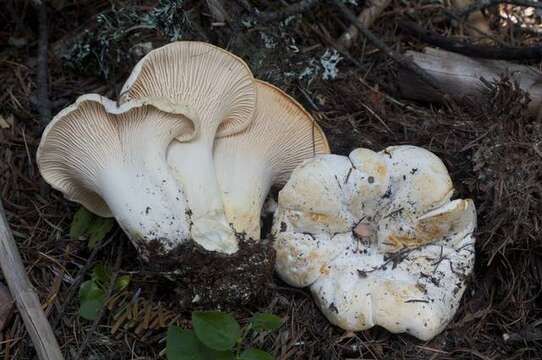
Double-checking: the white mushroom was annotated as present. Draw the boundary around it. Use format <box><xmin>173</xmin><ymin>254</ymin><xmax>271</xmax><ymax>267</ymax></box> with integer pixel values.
<box><xmin>120</xmin><ymin>41</ymin><xmax>257</xmax><ymax>254</ymax></box>
<box><xmin>37</xmin><ymin>94</ymin><xmax>196</xmax><ymax>258</ymax></box>
<box><xmin>213</xmin><ymin>80</ymin><xmax>330</xmax><ymax>239</ymax></box>
<box><xmin>273</xmin><ymin>145</ymin><xmax>476</xmax><ymax>340</ymax></box>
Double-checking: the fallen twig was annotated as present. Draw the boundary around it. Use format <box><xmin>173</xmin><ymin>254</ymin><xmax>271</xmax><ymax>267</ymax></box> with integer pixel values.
<box><xmin>332</xmin><ymin>0</ymin><xmax>445</xmax><ymax>95</ymax></box>
<box><xmin>0</xmin><ymin>199</ymin><xmax>63</xmax><ymax>360</ymax></box>
<box><xmin>337</xmin><ymin>0</ymin><xmax>391</xmax><ymax>49</ymax></box>
<box><xmin>398</xmin><ymin>47</ymin><xmax>542</xmax><ymax>116</ymax></box>
<box><xmin>400</xmin><ymin>20</ymin><xmax>542</xmax><ymax>59</ymax></box>
<box><xmin>257</xmin><ymin>0</ymin><xmax>321</xmax><ymax>23</ymax></box>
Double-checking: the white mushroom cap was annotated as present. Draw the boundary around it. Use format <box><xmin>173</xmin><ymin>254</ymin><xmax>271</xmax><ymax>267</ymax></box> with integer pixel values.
<box><xmin>354</xmin><ymin>145</ymin><xmax>454</xmax><ymax>252</ymax></box>
<box><xmin>273</xmin><ymin>152</ymin><xmax>385</xmax><ymax>287</ymax></box>
<box><xmin>120</xmin><ymin>41</ymin><xmax>257</xmax><ymax>254</ymax></box>
<box><xmin>273</xmin><ymin>145</ymin><xmax>477</xmax><ymax>340</ymax></box>
<box><xmin>37</xmin><ymin>94</ymin><xmax>196</xmax><ymax>258</ymax></box>
<box><xmin>312</xmin><ymin>199</ymin><xmax>476</xmax><ymax>340</ymax></box>
<box><xmin>214</xmin><ymin>80</ymin><xmax>330</xmax><ymax>239</ymax></box>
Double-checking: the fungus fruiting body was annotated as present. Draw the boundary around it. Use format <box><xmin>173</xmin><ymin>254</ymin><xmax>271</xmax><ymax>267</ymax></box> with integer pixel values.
<box><xmin>273</xmin><ymin>145</ymin><xmax>476</xmax><ymax>340</ymax></box>
<box><xmin>121</xmin><ymin>41</ymin><xmax>257</xmax><ymax>254</ymax></box>
<box><xmin>213</xmin><ymin>80</ymin><xmax>330</xmax><ymax>239</ymax></box>
<box><xmin>37</xmin><ymin>95</ymin><xmax>196</xmax><ymax>258</ymax></box>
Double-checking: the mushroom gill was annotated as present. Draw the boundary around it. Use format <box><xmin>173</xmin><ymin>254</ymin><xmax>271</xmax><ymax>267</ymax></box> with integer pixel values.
<box><xmin>37</xmin><ymin>95</ymin><xmax>196</xmax><ymax>258</ymax></box>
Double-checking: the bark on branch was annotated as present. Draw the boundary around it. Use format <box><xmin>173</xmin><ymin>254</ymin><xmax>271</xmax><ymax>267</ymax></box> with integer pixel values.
<box><xmin>400</xmin><ymin>20</ymin><xmax>542</xmax><ymax>60</ymax></box>
<box><xmin>0</xmin><ymin>200</ymin><xmax>63</xmax><ymax>360</ymax></box>
<box><xmin>399</xmin><ymin>47</ymin><xmax>542</xmax><ymax>117</ymax></box>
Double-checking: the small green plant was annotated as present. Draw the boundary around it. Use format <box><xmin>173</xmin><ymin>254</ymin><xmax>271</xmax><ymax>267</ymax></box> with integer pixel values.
<box><xmin>72</xmin><ymin>207</ymin><xmax>129</xmax><ymax>320</ymax></box>
<box><xmin>166</xmin><ymin>311</ymin><xmax>282</xmax><ymax>360</ymax></box>
<box><xmin>70</xmin><ymin>207</ymin><xmax>114</xmax><ymax>249</ymax></box>
<box><xmin>79</xmin><ymin>263</ymin><xmax>130</xmax><ymax>320</ymax></box>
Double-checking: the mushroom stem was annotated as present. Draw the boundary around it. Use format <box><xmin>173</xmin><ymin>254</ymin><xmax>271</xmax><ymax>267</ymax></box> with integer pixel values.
<box><xmin>97</xmin><ymin>159</ymin><xmax>189</xmax><ymax>256</ymax></box>
<box><xmin>220</xmin><ymin>157</ymin><xmax>274</xmax><ymax>239</ymax></box>
<box><xmin>168</xmin><ymin>140</ymin><xmax>239</xmax><ymax>254</ymax></box>
<box><xmin>214</xmin><ymin>81</ymin><xmax>330</xmax><ymax>240</ymax></box>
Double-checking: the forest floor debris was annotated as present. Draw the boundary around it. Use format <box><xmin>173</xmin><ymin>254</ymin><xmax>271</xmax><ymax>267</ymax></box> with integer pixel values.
<box><xmin>1</xmin><ymin>0</ymin><xmax>541</xmax><ymax>358</ymax></box>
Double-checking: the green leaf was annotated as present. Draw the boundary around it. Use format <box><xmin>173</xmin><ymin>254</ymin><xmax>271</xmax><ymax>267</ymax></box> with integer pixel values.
<box><xmin>240</xmin><ymin>348</ymin><xmax>274</xmax><ymax>360</ymax></box>
<box><xmin>91</xmin><ymin>263</ymin><xmax>111</xmax><ymax>286</ymax></box>
<box><xmin>167</xmin><ymin>326</ymin><xmax>201</xmax><ymax>360</ymax></box>
<box><xmin>166</xmin><ymin>327</ymin><xmax>235</xmax><ymax>360</ymax></box>
<box><xmin>115</xmin><ymin>275</ymin><xmax>130</xmax><ymax>291</ymax></box>
<box><xmin>79</xmin><ymin>280</ymin><xmax>104</xmax><ymax>300</ymax></box>
<box><xmin>249</xmin><ymin>313</ymin><xmax>282</xmax><ymax>331</ymax></box>
<box><xmin>79</xmin><ymin>297</ymin><xmax>105</xmax><ymax>320</ymax></box>
<box><xmin>70</xmin><ymin>207</ymin><xmax>94</xmax><ymax>240</ymax></box>
<box><xmin>79</xmin><ymin>280</ymin><xmax>105</xmax><ymax>320</ymax></box>
<box><xmin>192</xmin><ymin>311</ymin><xmax>241</xmax><ymax>351</ymax></box>
<box><xmin>87</xmin><ymin>217</ymin><xmax>114</xmax><ymax>249</ymax></box>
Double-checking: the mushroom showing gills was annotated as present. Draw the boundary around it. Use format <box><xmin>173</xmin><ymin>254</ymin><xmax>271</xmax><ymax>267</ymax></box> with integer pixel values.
<box><xmin>273</xmin><ymin>145</ymin><xmax>477</xmax><ymax>340</ymax></box>
<box><xmin>213</xmin><ymin>80</ymin><xmax>330</xmax><ymax>239</ymax></box>
<box><xmin>120</xmin><ymin>41</ymin><xmax>257</xmax><ymax>254</ymax></box>
<box><xmin>37</xmin><ymin>94</ymin><xmax>196</xmax><ymax>259</ymax></box>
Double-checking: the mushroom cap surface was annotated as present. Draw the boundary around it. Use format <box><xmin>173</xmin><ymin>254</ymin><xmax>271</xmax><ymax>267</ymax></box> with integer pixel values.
<box><xmin>272</xmin><ymin>145</ymin><xmax>476</xmax><ymax>340</ymax></box>
<box><xmin>214</xmin><ymin>80</ymin><xmax>330</xmax><ymax>238</ymax></box>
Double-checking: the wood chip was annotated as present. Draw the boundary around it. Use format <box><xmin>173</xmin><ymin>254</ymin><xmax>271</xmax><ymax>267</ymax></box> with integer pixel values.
<box><xmin>0</xmin><ymin>115</ymin><xmax>13</xmax><ymax>129</ymax></box>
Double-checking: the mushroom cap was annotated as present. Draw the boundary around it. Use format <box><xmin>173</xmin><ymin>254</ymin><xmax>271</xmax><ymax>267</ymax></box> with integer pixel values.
<box><xmin>37</xmin><ymin>94</ymin><xmax>196</xmax><ymax>256</ymax></box>
<box><xmin>214</xmin><ymin>80</ymin><xmax>330</xmax><ymax>238</ymax></box>
<box><xmin>38</xmin><ymin>94</ymin><xmax>196</xmax><ymax>216</ymax></box>
<box><xmin>120</xmin><ymin>41</ymin><xmax>257</xmax><ymax>139</ymax></box>
<box><xmin>272</xmin><ymin>145</ymin><xmax>477</xmax><ymax>340</ymax></box>
<box><xmin>312</xmin><ymin>199</ymin><xmax>476</xmax><ymax>340</ymax></box>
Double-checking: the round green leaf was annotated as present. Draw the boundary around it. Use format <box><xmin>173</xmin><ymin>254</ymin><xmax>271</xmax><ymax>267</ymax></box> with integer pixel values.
<box><xmin>70</xmin><ymin>207</ymin><xmax>94</xmax><ymax>240</ymax></box>
<box><xmin>79</xmin><ymin>280</ymin><xmax>105</xmax><ymax>320</ymax></box>
<box><xmin>87</xmin><ymin>217</ymin><xmax>114</xmax><ymax>249</ymax></box>
<box><xmin>240</xmin><ymin>348</ymin><xmax>274</xmax><ymax>360</ymax></box>
<box><xmin>166</xmin><ymin>327</ymin><xmax>235</xmax><ymax>360</ymax></box>
<box><xmin>192</xmin><ymin>311</ymin><xmax>241</xmax><ymax>351</ymax></box>
<box><xmin>80</xmin><ymin>298</ymin><xmax>105</xmax><ymax>320</ymax></box>
<box><xmin>250</xmin><ymin>313</ymin><xmax>282</xmax><ymax>331</ymax></box>
<box><xmin>79</xmin><ymin>280</ymin><xmax>104</xmax><ymax>300</ymax></box>
<box><xmin>167</xmin><ymin>327</ymin><xmax>203</xmax><ymax>360</ymax></box>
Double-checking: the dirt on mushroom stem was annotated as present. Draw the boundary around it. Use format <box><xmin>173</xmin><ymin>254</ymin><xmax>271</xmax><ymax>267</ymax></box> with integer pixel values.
<box><xmin>138</xmin><ymin>234</ymin><xmax>276</xmax><ymax>310</ymax></box>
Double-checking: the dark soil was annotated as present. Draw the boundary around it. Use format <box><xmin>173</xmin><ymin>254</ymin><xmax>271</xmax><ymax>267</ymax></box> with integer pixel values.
<box><xmin>1</xmin><ymin>0</ymin><xmax>542</xmax><ymax>359</ymax></box>
<box><xmin>138</xmin><ymin>237</ymin><xmax>276</xmax><ymax>310</ymax></box>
